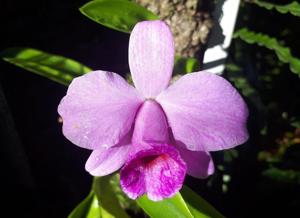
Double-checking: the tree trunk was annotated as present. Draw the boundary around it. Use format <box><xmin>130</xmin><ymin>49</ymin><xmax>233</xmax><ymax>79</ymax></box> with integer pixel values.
<box><xmin>135</xmin><ymin>0</ymin><xmax>214</xmax><ymax>59</ymax></box>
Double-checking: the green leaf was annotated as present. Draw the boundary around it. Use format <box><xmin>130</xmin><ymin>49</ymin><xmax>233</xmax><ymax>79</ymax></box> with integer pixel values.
<box><xmin>68</xmin><ymin>191</ymin><xmax>101</xmax><ymax>218</ymax></box>
<box><xmin>136</xmin><ymin>192</ymin><xmax>194</xmax><ymax>218</ymax></box>
<box><xmin>234</xmin><ymin>28</ymin><xmax>300</xmax><ymax>76</ymax></box>
<box><xmin>252</xmin><ymin>1</ymin><xmax>300</xmax><ymax>17</ymax></box>
<box><xmin>80</xmin><ymin>0</ymin><xmax>158</xmax><ymax>33</ymax></box>
<box><xmin>181</xmin><ymin>186</ymin><xmax>225</xmax><ymax>218</ymax></box>
<box><xmin>136</xmin><ymin>186</ymin><xmax>226</xmax><ymax>218</ymax></box>
<box><xmin>174</xmin><ymin>56</ymin><xmax>200</xmax><ymax>75</ymax></box>
<box><xmin>93</xmin><ymin>176</ymin><xmax>130</xmax><ymax>218</ymax></box>
<box><xmin>262</xmin><ymin>168</ymin><xmax>300</xmax><ymax>184</ymax></box>
<box><xmin>1</xmin><ymin>47</ymin><xmax>92</xmax><ymax>86</ymax></box>
<box><xmin>109</xmin><ymin>174</ymin><xmax>140</xmax><ymax>213</ymax></box>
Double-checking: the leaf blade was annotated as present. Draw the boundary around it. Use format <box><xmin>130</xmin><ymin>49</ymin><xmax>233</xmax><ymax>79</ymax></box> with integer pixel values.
<box><xmin>181</xmin><ymin>186</ymin><xmax>225</xmax><ymax>218</ymax></box>
<box><xmin>80</xmin><ymin>0</ymin><xmax>158</xmax><ymax>33</ymax></box>
<box><xmin>234</xmin><ymin>28</ymin><xmax>300</xmax><ymax>76</ymax></box>
<box><xmin>173</xmin><ymin>56</ymin><xmax>200</xmax><ymax>75</ymax></box>
<box><xmin>93</xmin><ymin>176</ymin><xmax>130</xmax><ymax>218</ymax></box>
<box><xmin>252</xmin><ymin>1</ymin><xmax>300</xmax><ymax>17</ymax></box>
<box><xmin>1</xmin><ymin>47</ymin><xmax>92</xmax><ymax>85</ymax></box>
<box><xmin>262</xmin><ymin>167</ymin><xmax>300</xmax><ymax>184</ymax></box>
<box><xmin>68</xmin><ymin>191</ymin><xmax>101</xmax><ymax>218</ymax></box>
<box><xmin>136</xmin><ymin>192</ymin><xmax>194</xmax><ymax>218</ymax></box>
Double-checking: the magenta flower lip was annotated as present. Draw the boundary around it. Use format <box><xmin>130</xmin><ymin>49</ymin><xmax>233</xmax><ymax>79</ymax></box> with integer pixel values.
<box><xmin>120</xmin><ymin>143</ymin><xmax>187</xmax><ymax>201</ymax></box>
<box><xmin>58</xmin><ymin>20</ymin><xmax>249</xmax><ymax>200</ymax></box>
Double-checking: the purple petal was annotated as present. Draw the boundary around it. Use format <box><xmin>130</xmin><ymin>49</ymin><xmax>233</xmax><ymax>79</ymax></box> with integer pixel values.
<box><xmin>58</xmin><ymin>71</ymin><xmax>143</xmax><ymax>150</ymax></box>
<box><xmin>132</xmin><ymin>100</ymin><xmax>170</xmax><ymax>146</ymax></box>
<box><xmin>157</xmin><ymin>71</ymin><xmax>249</xmax><ymax>151</ymax></box>
<box><xmin>118</xmin><ymin>153</ymin><xmax>146</xmax><ymax>200</ymax></box>
<box><xmin>120</xmin><ymin>143</ymin><xmax>186</xmax><ymax>201</ymax></box>
<box><xmin>176</xmin><ymin>144</ymin><xmax>214</xmax><ymax>178</ymax></box>
<box><xmin>129</xmin><ymin>21</ymin><xmax>174</xmax><ymax>98</ymax></box>
<box><xmin>85</xmin><ymin>134</ymin><xmax>131</xmax><ymax>176</ymax></box>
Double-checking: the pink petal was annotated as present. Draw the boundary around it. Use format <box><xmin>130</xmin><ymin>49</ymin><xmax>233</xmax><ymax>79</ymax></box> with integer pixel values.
<box><xmin>118</xmin><ymin>153</ymin><xmax>146</xmax><ymax>200</ymax></box>
<box><xmin>58</xmin><ymin>71</ymin><xmax>143</xmax><ymax>150</ymax></box>
<box><xmin>132</xmin><ymin>100</ymin><xmax>170</xmax><ymax>146</ymax></box>
<box><xmin>176</xmin><ymin>143</ymin><xmax>214</xmax><ymax>178</ymax></box>
<box><xmin>129</xmin><ymin>21</ymin><xmax>174</xmax><ymax>98</ymax></box>
<box><xmin>157</xmin><ymin>71</ymin><xmax>249</xmax><ymax>151</ymax></box>
<box><xmin>120</xmin><ymin>143</ymin><xmax>186</xmax><ymax>201</ymax></box>
<box><xmin>85</xmin><ymin>137</ymin><xmax>131</xmax><ymax>176</ymax></box>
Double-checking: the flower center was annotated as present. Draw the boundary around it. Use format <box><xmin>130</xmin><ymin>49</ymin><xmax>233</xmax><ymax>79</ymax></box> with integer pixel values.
<box><xmin>142</xmin><ymin>154</ymin><xmax>169</xmax><ymax>168</ymax></box>
<box><xmin>132</xmin><ymin>99</ymin><xmax>170</xmax><ymax>145</ymax></box>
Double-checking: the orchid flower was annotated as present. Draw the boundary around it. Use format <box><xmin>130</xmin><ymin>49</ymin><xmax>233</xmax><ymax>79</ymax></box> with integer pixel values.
<box><xmin>58</xmin><ymin>21</ymin><xmax>248</xmax><ymax>201</ymax></box>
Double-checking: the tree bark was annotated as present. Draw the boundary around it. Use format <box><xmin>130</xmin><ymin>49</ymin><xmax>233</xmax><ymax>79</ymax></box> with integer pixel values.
<box><xmin>135</xmin><ymin>0</ymin><xmax>214</xmax><ymax>58</ymax></box>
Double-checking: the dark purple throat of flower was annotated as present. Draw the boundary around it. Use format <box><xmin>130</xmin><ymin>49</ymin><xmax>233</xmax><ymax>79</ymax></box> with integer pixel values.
<box><xmin>120</xmin><ymin>143</ymin><xmax>187</xmax><ymax>201</ymax></box>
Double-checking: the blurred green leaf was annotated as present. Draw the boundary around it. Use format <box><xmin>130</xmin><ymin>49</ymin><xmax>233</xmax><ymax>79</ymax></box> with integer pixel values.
<box><xmin>225</xmin><ymin>63</ymin><xmax>256</xmax><ymax>97</ymax></box>
<box><xmin>252</xmin><ymin>1</ymin><xmax>300</xmax><ymax>17</ymax></box>
<box><xmin>109</xmin><ymin>174</ymin><xmax>140</xmax><ymax>214</ymax></box>
<box><xmin>234</xmin><ymin>28</ymin><xmax>300</xmax><ymax>76</ymax></box>
<box><xmin>290</xmin><ymin>117</ymin><xmax>300</xmax><ymax>128</ymax></box>
<box><xmin>136</xmin><ymin>191</ymin><xmax>194</xmax><ymax>218</ymax></box>
<box><xmin>93</xmin><ymin>176</ymin><xmax>130</xmax><ymax>218</ymax></box>
<box><xmin>262</xmin><ymin>168</ymin><xmax>300</xmax><ymax>184</ymax></box>
<box><xmin>223</xmin><ymin>149</ymin><xmax>239</xmax><ymax>163</ymax></box>
<box><xmin>225</xmin><ymin>63</ymin><xmax>241</xmax><ymax>72</ymax></box>
<box><xmin>228</xmin><ymin>76</ymin><xmax>256</xmax><ymax>97</ymax></box>
<box><xmin>174</xmin><ymin>56</ymin><xmax>200</xmax><ymax>75</ymax></box>
<box><xmin>258</xmin><ymin>151</ymin><xmax>281</xmax><ymax>163</ymax></box>
<box><xmin>80</xmin><ymin>0</ymin><xmax>158</xmax><ymax>33</ymax></box>
<box><xmin>185</xmin><ymin>58</ymin><xmax>200</xmax><ymax>73</ymax></box>
<box><xmin>1</xmin><ymin>47</ymin><xmax>91</xmax><ymax>85</ymax></box>
<box><xmin>181</xmin><ymin>186</ymin><xmax>225</xmax><ymax>218</ymax></box>
<box><xmin>68</xmin><ymin>191</ymin><xmax>101</xmax><ymax>218</ymax></box>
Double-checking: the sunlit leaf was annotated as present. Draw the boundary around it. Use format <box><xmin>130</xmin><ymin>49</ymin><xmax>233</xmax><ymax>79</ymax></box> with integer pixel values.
<box><xmin>93</xmin><ymin>176</ymin><xmax>130</xmax><ymax>218</ymax></box>
<box><xmin>181</xmin><ymin>186</ymin><xmax>225</xmax><ymax>218</ymax></box>
<box><xmin>234</xmin><ymin>28</ymin><xmax>300</xmax><ymax>76</ymax></box>
<box><xmin>252</xmin><ymin>1</ymin><xmax>300</xmax><ymax>17</ymax></box>
<box><xmin>136</xmin><ymin>192</ymin><xmax>194</xmax><ymax>218</ymax></box>
<box><xmin>80</xmin><ymin>0</ymin><xmax>158</xmax><ymax>33</ymax></box>
<box><xmin>68</xmin><ymin>191</ymin><xmax>101</xmax><ymax>218</ymax></box>
<box><xmin>1</xmin><ymin>47</ymin><xmax>91</xmax><ymax>85</ymax></box>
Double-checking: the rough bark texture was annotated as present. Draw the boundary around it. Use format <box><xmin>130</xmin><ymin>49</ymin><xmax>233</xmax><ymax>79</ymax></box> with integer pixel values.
<box><xmin>135</xmin><ymin>0</ymin><xmax>214</xmax><ymax>58</ymax></box>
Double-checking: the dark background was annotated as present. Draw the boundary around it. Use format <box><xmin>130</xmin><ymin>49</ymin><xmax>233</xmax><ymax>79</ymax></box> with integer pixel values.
<box><xmin>1</xmin><ymin>0</ymin><xmax>300</xmax><ymax>217</ymax></box>
<box><xmin>1</xmin><ymin>0</ymin><xmax>130</xmax><ymax>217</ymax></box>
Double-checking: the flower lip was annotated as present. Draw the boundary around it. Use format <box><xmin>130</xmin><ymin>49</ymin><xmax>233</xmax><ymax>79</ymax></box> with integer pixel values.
<box><xmin>120</xmin><ymin>143</ymin><xmax>187</xmax><ymax>201</ymax></box>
